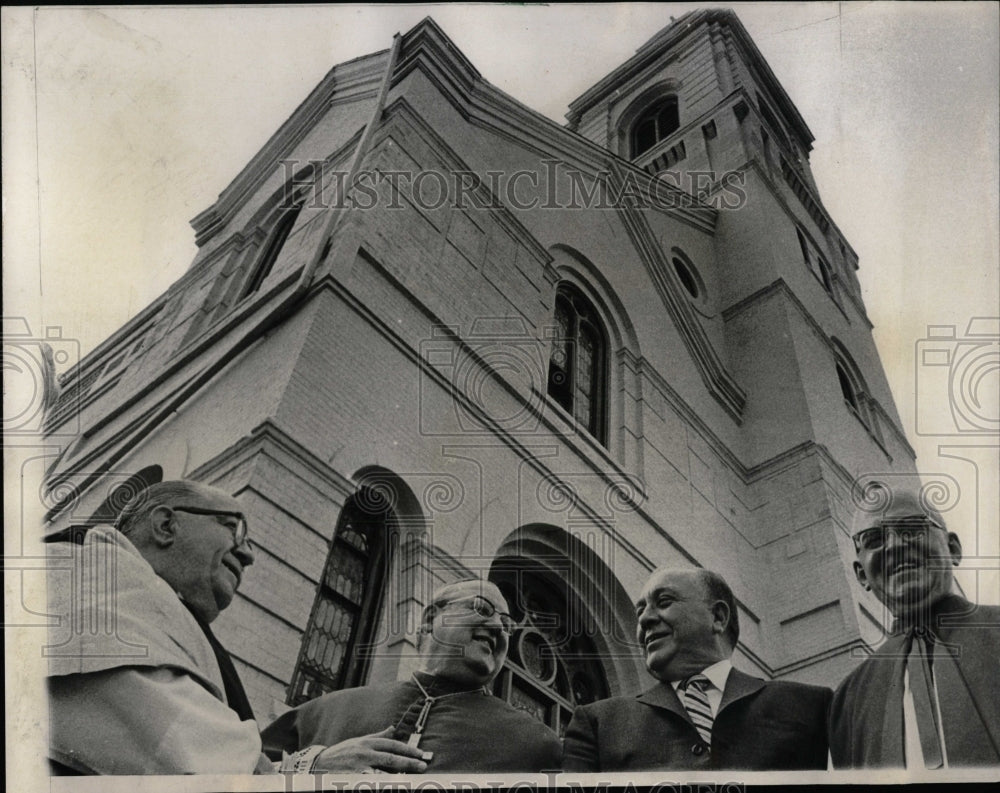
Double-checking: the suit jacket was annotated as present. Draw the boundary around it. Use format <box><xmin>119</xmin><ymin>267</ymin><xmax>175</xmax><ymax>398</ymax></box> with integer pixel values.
<box><xmin>829</xmin><ymin>595</ymin><xmax>1000</xmax><ymax>768</ymax></box>
<box><xmin>562</xmin><ymin>668</ymin><xmax>831</xmax><ymax>771</ymax></box>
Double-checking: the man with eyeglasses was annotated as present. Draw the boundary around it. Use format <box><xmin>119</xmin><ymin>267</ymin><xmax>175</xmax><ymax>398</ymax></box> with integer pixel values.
<box><xmin>47</xmin><ymin>479</ymin><xmax>279</xmax><ymax>774</ymax></box>
<box><xmin>261</xmin><ymin>578</ymin><xmax>562</xmax><ymax>773</ymax></box>
<box><xmin>829</xmin><ymin>484</ymin><xmax>1000</xmax><ymax>768</ymax></box>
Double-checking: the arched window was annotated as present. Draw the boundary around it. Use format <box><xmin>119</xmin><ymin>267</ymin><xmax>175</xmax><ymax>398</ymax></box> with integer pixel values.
<box><xmin>817</xmin><ymin>256</ymin><xmax>833</xmax><ymax>294</ymax></box>
<box><xmin>796</xmin><ymin>227</ymin><xmax>833</xmax><ymax>295</ymax></box>
<box><xmin>631</xmin><ymin>96</ymin><xmax>680</xmax><ymax>157</ymax></box>
<box><xmin>490</xmin><ymin>566</ymin><xmax>609</xmax><ymax>736</ymax></box>
<box><xmin>837</xmin><ymin>362</ymin><xmax>862</xmax><ymax>415</ymax></box>
<box><xmin>833</xmin><ymin>344</ymin><xmax>874</xmax><ymax>433</ymax></box>
<box><xmin>547</xmin><ymin>285</ymin><xmax>608</xmax><ymax>443</ymax></box>
<box><xmin>287</xmin><ymin>489</ymin><xmax>395</xmax><ymax>705</ymax></box>
<box><xmin>242</xmin><ymin>203</ymin><xmax>303</xmax><ymax>299</ymax></box>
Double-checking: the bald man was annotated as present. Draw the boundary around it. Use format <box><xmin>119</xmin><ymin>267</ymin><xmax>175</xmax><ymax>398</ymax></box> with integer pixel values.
<box><xmin>46</xmin><ymin>480</ymin><xmax>273</xmax><ymax>774</ymax></box>
<box><xmin>563</xmin><ymin>567</ymin><xmax>831</xmax><ymax>771</ymax></box>
<box><xmin>830</xmin><ymin>485</ymin><xmax>1000</xmax><ymax>768</ymax></box>
<box><xmin>262</xmin><ymin>579</ymin><xmax>562</xmax><ymax>773</ymax></box>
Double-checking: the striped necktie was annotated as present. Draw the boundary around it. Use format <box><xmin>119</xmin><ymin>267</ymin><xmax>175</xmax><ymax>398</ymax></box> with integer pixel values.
<box><xmin>681</xmin><ymin>674</ymin><xmax>714</xmax><ymax>746</ymax></box>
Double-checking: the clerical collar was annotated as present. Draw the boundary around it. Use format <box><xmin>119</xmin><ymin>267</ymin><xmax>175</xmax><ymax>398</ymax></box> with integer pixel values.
<box><xmin>889</xmin><ymin>593</ymin><xmax>972</xmax><ymax>635</ymax></box>
<box><xmin>411</xmin><ymin>670</ymin><xmax>489</xmax><ymax>698</ymax></box>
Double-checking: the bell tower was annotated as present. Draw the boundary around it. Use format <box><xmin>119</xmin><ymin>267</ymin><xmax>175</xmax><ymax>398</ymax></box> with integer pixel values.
<box><xmin>567</xmin><ymin>10</ymin><xmax>821</xmax><ymax>198</ymax></box>
<box><xmin>567</xmin><ymin>9</ymin><xmax>919</xmax><ymax>672</ymax></box>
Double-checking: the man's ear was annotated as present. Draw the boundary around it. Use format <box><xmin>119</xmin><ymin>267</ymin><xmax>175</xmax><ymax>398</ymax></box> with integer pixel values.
<box><xmin>148</xmin><ymin>505</ymin><xmax>177</xmax><ymax>548</ymax></box>
<box><xmin>853</xmin><ymin>560</ymin><xmax>869</xmax><ymax>590</ymax></box>
<box><xmin>947</xmin><ymin>532</ymin><xmax>963</xmax><ymax>567</ymax></box>
<box><xmin>711</xmin><ymin>600</ymin><xmax>730</xmax><ymax>636</ymax></box>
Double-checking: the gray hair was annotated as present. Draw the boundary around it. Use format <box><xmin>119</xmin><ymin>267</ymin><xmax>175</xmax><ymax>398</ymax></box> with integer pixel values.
<box><xmin>697</xmin><ymin>569</ymin><xmax>740</xmax><ymax>650</ymax></box>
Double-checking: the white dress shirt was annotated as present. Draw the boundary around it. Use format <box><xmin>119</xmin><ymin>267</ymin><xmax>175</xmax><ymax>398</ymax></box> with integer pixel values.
<box><xmin>670</xmin><ymin>659</ymin><xmax>733</xmax><ymax>718</ymax></box>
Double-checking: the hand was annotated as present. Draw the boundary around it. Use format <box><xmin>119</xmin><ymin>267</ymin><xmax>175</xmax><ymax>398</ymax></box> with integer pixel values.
<box><xmin>312</xmin><ymin>726</ymin><xmax>432</xmax><ymax>773</ymax></box>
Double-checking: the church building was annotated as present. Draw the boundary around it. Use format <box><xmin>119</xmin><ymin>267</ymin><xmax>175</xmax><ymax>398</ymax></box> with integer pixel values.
<box><xmin>44</xmin><ymin>9</ymin><xmax>917</xmax><ymax>730</ymax></box>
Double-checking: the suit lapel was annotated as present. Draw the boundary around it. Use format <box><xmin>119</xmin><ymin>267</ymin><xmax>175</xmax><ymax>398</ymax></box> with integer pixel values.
<box><xmin>636</xmin><ymin>682</ymin><xmax>691</xmax><ymax>726</ymax></box>
<box><xmin>874</xmin><ymin>633</ymin><xmax>907</xmax><ymax>766</ymax></box>
<box><xmin>717</xmin><ymin>668</ymin><xmax>765</xmax><ymax>716</ymax></box>
<box><xmin>933</xmin><ymin>624</ymin><xmax>1000</xmax><ymax>764</ymax></box>
<box><xmin>636</xmin><ymin>670</ymin><xmax>769</xmax><ymax>720</ymax></box>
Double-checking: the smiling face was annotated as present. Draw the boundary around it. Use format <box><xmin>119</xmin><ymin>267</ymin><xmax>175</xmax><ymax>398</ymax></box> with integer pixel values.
<box><xmin>418</xmin><ymin>580</ymin><xmax>511</xmax><ymax>687</ymax></box>
<box><xmin>635</xmin><ymin>569</ymin><xmax>730</xmax><ymax>682</ymax></box>
<box><xmin>161</xmin><ymin>484</ymin><xmax>255</xmax><ymax>623</ymax></box>
<box><xmin>852</xmin><ymin>495</ymin><xmax>962</xmax><ymax>619</ymax></box>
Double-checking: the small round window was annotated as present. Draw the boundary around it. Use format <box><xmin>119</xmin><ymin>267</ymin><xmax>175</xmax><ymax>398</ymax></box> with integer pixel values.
<box><xmin>672</xmin><ymin>256</ymin><xmax>700</xmax><ymax>299</ymax></box>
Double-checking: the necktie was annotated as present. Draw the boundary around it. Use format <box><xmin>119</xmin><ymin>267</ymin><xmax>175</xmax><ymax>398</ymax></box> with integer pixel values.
<box><xmin>907</xmin><ymin>630</ymin><xmax>943</xmax><ymax>769</ymax></box>
<box><xmin>681</xmin><ymin>674</ymin><xmax>714</xmax><ymax>746</ymax></box>
<box><xmin>184</xmin><ymin>603</ymin><xmax>257</xmax><ymax>722</ymax></box>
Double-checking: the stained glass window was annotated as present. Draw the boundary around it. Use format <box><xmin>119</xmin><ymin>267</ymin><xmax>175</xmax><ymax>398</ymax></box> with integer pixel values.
<box><xmin>547</xmin><ymin>285</ymin><xmax>607</xmax><ymax>443</ymax></box>
<box><xmin>490</xmin><ymin>570</ymin><xmax>609</xmax><ymax>737</ymax></box>
<box><xmin>287</xmin><ymin>490</ymin><xmax>394</xmax><ymax>705</ymax></box>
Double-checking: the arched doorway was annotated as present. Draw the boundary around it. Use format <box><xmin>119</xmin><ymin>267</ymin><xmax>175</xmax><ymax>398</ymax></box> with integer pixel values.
<box><xmin>490</xmin><ymin>559</ymin><xmax>609</xmax><ymax>735</ymax></box>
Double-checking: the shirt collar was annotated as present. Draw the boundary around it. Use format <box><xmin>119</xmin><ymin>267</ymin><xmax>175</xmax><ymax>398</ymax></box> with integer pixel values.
<box><xmin>889</xmin><ymin>593</ymin><xmax>971</xmax><ymax>635</ymax></box>
<box><xmin>670</xmin><ymin>658</ymin><xmax>733</xmax><ymax>693</ymax></box>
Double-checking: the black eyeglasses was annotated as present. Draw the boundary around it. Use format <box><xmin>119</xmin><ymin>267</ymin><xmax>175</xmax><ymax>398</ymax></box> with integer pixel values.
<box><xmin>441</xmin><ymin>595</ymin><xmax>516</xmax><ymax>634</ymax></box>
<box><xmin>172</xmin><ymin>506</ymin><xmax>250</xmax><ymax>547</ymax></box>
<box><xmin>852</xmin><ymin>517</ymin><xmax>945</xmax><ymax>553</ymax></box>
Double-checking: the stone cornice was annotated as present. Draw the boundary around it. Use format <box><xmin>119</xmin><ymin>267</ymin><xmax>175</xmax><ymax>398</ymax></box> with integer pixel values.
<box><xmin>190</xmin><ymin>52</ymin><xmax>388</xmax><ymax>248</ymax></box>
<box><xmin>189</xmin><ymin>419</ymin><xmax>356</xmax><ymax>501</ymax></box>
<box><xmin>566</xmin><ymin>9</ymin><xmax>814</xmax><ymax>150</ymax></box>
<box><xmin>388</xmin><ymin>18</ymin><xmax>718</xmax><ymax>235</ymax></box>
<box><xmin>187</xmin><ymin>15</ymin><xmax>719</xmax><ymax>262</ymax></box>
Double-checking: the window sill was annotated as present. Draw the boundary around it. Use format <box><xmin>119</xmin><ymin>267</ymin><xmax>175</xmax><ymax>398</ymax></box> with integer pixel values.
<box><xmin>533</xmin><ymin>387</ymin><xmax>647</xmax><ymax>506</ymax></box>
<box><xmin>844</xmin><ymin>401</ymin><xmax>891</xmax><ymax>462</ymax></box>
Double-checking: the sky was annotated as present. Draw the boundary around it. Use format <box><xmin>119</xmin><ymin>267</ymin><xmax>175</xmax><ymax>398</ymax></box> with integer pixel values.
<box><xmin>3</xmin><ymin>2</ymin><xmax>998</xmax><ymax>603</ymax></box>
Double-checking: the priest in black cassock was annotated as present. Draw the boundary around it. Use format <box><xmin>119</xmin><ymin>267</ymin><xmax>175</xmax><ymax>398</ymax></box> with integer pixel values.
<box><xmin>262</xmin><ymin>579</ymin><xmax>562</xmax><ymax>773</ymax></box>
<box><xmin>830</xmin><ymin>483</ymin><xmax>1000</xmax><ymax>768</ymax></box>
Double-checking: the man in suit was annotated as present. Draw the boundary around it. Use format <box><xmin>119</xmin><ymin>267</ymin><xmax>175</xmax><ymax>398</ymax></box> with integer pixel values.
<box><xmin>829</xmin><ymin>485</ymin><xmax>1000</xmax><ymax>768</ymax></box>
<box><xmin>262</xmin><ymin>579</ymin><xmax>562</xmax><ymax>773</ymax></box>
<box><xmin>562</xmin><ymin>567</ymin><xmax>831</xmax><ymax>771</ymax></box>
